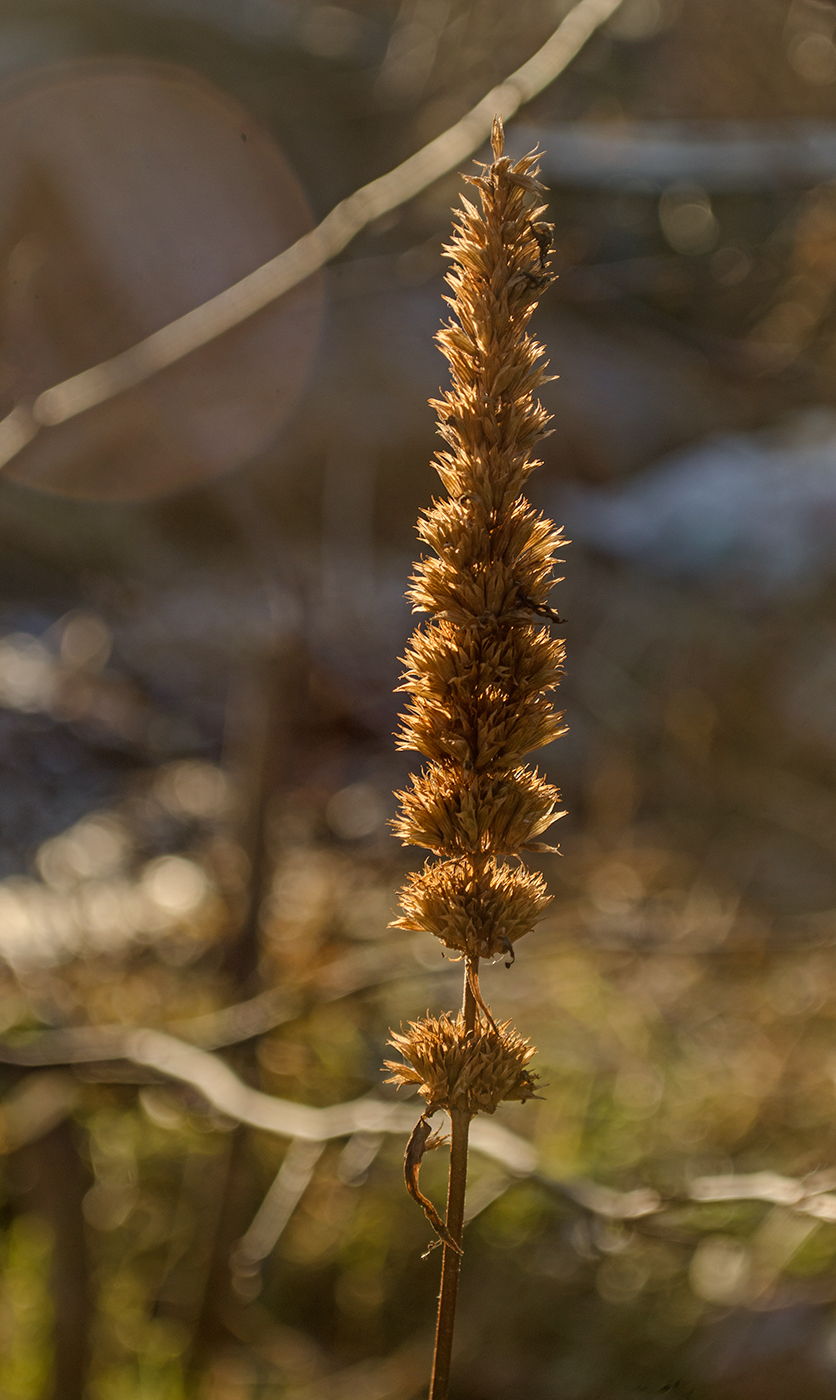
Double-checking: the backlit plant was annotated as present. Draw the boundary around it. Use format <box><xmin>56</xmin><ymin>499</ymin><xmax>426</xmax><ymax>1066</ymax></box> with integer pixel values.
<box><xmin>385</xmin><ymin>119</ymin><xmax>566</xmax><ymax>1399</ymax></box>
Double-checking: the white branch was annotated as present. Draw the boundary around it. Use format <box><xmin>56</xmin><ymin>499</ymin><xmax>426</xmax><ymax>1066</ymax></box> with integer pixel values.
<box><xmin>521</xmin><ymin>119</ymin><xmax>836</xmax><ymax>192</ymax></box>
<box><xmin>231</xmin><ymin>1138</ymin><xmax>327</xmax><ymax>1276</ymax></box>
<box><xmin>4</xmin><ymin>1028</ymin><xmax>836</xmax><ymax>1231</ymax></box>
<box><xmin>123</xmin><ymin>1032</ymin><xmax>836</xmax><ymax>1228</ymax></box>
<box><xmin>128</xmin><ymin>1027</ymin><xmax>422</xmax><ymax>1139</ymax></box>
<box><xmin>0</xmin><ymin>0</ymin><xmax>624</xmax><ymax>470</ymax></box>
<box><xmin>688</xmin><ymin>1170</ymin><xmax>836</xmax><ymax>1223</ymax></box>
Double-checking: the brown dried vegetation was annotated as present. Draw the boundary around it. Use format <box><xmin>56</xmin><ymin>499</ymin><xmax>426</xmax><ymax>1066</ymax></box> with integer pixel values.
<box><xmin>386</xmin><ymin>1012</ymin><xmax>539</xmax><ymax>1116</ymax></box>
<box><xmin>387</xmin><ymin>120</ymin><xmax>566</xmax><ymax>1259</ymax></box>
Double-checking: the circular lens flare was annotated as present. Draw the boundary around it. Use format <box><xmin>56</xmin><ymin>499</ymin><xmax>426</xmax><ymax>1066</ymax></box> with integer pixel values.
<box><xmin>0</xmin><ymin>58</ymin><xmax>322</xmax><ymax>501</ymax></box>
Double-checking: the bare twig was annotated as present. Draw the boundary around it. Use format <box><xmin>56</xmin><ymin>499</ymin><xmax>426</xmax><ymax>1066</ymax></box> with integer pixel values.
<box><xmin>230</xmin><ymin>1137</ymin><xmax>326</xmax><ymax>1288</ymax></box>
<box><xmin>538</xmin><ymin>1168</ymin><xmax>836</xmax><ymax>1225</ymax></box>
<box><xmin>127</xmin><ymin>1029</ymin><xmax>416</xmax><ymax>1139</ymax></box>
<box><xmin>688</xmin><ymin>1170</ymin><xmax>836</xmax><ymax>1222</ymax></box>
<box><xmin>123</xmin><ymin>1032</ymin><xmax>836</xmax><ymax>1232</ymax></box>
<box><xmin>0</xmin><ymin>997</ymin><xmax>297</xmax><ymax>1065</ymax></box>
<box><xmin>0</xmin><ymin>937</ymin><xmax>456</xmax><ymax>1067</ymax></box>
<box><xmin>0</xmin><ymin>0</ymin><xmax>624</xmax><ymax>472</ymax></box>
<box><xmin>3</xmin><ymin>1037</ymin><xmax>836</xmax><ymax>1231</ymax></box>
<box><xmin>0</xmin><ymin>1025</ymin><xmax>534</xmax><ymax>1174</ymax></box>
<box><xmin>525</xmin><ymin>119</ymin><xmax>836</xmax><ymax>192</ymax></box>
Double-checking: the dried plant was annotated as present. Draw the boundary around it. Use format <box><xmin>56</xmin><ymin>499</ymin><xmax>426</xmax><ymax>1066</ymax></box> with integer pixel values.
<box><xmin>386</xmin><ymin>118</ymin><xmax>566</xmax><ymax>1399</ymax></box>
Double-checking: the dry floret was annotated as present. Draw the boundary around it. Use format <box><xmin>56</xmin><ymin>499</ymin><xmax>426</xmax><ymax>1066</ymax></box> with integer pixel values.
<box><xmin>409</xmin><ymin>499</ymin><xmax>564</xmax><ymax>626</ymax></box>
<box><xmin>391</xmin><ymin>856</ymin><xmax>552</xmax><ymax>960</ymax></box>
<box><xmin>394</xmin><ymin>763</ymin><xmax>564</xmax><ymax>856</ymax></box>
<box><xmin>396</xmin><ymin>620</ymin><xmax>566</xmax><ymax>771</ymax></box>
<box><xmin>386</xmin><ymin>1012</ymin><xmax>539</xmax><ymax>1115</ymax></box>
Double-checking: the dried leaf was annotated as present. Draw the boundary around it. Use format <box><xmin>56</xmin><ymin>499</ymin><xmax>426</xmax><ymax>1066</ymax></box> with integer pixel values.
<box><xmin>403</xmin><ymin>1113</ymin><xmax>462</xmax><ymax>1255</ymax></box>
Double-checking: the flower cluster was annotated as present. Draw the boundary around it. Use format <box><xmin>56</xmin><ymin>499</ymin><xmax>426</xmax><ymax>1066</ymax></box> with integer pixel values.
<box><xmin>392</xmin><ymin>855</ymin><xmax>551</xmax><ymax>961</ymax></box>
<box><xmin>386</xmin><ymin>1013</ymin><xmax>538</xmax><ymax>1115</ymax></box>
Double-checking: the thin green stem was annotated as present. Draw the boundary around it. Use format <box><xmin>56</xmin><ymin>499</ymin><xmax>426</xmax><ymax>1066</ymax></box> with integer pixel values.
<box><xmin>428</xmin><ymin>969</ymin><xmax>476</xmax><ymax>1400</ymax></box>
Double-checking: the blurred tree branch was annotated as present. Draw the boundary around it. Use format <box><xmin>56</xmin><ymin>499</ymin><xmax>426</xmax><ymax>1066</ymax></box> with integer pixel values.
<box><xmin>0</xmin><ymin>936</ymin><xmax>457</xmax><ymax>1066</ymax></box>
<box><xmin>15</xmin><ymin>1119</ymin><xmax>92</xmax><ymax>1400</ymax></box>
<box><xmin>4</xmin><ymin>1035</ymin><xmax>836</xmax><ymax>1235</ymax></box>
<box><xmin>0</xmin><ymin>0</ymin><xmax>624</xmax><ymax>471</ymax></box>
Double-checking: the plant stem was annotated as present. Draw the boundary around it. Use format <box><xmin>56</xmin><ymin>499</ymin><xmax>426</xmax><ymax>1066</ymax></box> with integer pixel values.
<box><xmin>429</xmin><ymin>972</ymin><xmax>476</xmax><ymax>1400</ymax></box>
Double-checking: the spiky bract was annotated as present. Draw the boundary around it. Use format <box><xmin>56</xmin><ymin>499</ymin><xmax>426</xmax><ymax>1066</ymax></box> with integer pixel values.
<box><xmin>386</xmin><ymin>1013</ymin><xmax>538</xmax><ymax>1115</ymax></box>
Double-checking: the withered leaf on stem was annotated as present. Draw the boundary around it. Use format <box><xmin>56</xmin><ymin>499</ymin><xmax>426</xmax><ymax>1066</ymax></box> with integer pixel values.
<box><xmin>403</xmin><ymin>1112</ymin><xmax>461</xmax><ymax>1255</ymax></box>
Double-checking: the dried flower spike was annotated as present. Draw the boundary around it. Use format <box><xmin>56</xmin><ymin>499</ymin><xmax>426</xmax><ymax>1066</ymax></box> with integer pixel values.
<box><xmin>387</xmin><ymin>118</ymin><xmax>565</xmax><ymax>1400</ymax></box>
<box><xmin>392</xmin><ymin>118</ymin><xmax>566</xmax><ymax>978</ymax></box>
<box><xmin>392</xmin><ymin>855</ymin><xmax>551</xmax><ymax>962</ymax></box>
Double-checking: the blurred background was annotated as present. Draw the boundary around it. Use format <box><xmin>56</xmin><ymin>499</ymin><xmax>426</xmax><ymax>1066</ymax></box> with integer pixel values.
<box><xmin>2</xmin><ymin>1</ymin><xmax>836</xmax><ymax>1397</ymax></box>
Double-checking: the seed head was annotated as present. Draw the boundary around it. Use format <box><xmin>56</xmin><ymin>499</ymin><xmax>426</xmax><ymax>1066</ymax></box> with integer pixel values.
<box><xmin>386</xmin><ymin>1012</ymin><xmax>539</xmax><ymax>1115</ymax></box>
<box><xmin>392</xmin><ymin>855</ymin><xmax>551</xmax><ymax>961</ymax></box>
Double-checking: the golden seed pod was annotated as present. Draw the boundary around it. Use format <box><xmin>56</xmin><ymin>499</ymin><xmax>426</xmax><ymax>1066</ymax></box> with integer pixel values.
<box><xmin>409</xmin><ymin>500</ymin><xmax>564</xmax><ymax>626</ymax></box>
<box><xmin>386</xmin><ymin>1012</ymin><xmax>539</xmax><ymax>1116</ymax></box>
